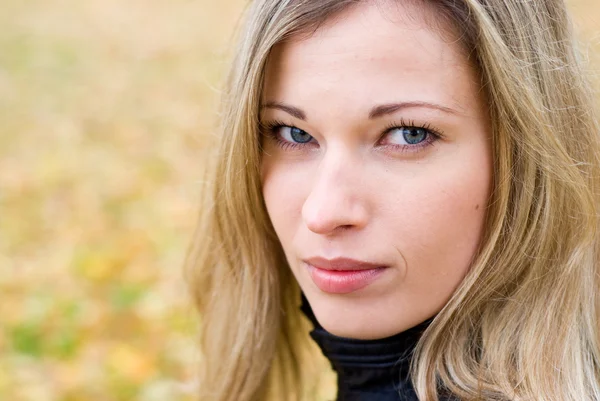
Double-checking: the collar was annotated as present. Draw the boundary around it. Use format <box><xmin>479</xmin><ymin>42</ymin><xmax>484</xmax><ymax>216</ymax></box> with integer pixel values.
<box><xmin>301</xmin><ymin>294</ymin><xmax>431</xmax><ymax>401</ymax></box>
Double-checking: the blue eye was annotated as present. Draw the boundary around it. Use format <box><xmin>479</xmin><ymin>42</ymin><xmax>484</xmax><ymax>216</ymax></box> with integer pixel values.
<box><xmin>388</xmin><ymin>127</ymin><xmax>429</xmax><ymax>145</ymax></box>
<box><xmin>278</xmin><ymin>126</ymin><xmax>314</xmax><ymax>144</ymax></box>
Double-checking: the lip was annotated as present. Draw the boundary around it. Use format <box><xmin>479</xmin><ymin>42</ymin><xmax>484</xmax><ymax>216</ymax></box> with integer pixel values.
<box><xmin>303</xmin><ymin>257</ymin><xmax>388</xmax><ymax>294</ymax></box>
<box><xmin>303</xmin><ymin>256</ymin><xmax>385</xmax><ymax>271</ymax></box>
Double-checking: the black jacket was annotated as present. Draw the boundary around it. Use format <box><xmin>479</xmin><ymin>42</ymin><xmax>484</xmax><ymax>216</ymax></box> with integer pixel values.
<box><xmin>301</xmin><ymin>295</ymin><xmax>451</xmax><ymax>401</ymax></box>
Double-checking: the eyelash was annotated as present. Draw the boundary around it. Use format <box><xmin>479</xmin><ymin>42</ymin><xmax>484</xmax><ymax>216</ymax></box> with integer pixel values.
<box><xmin>261</xmin><ymin>119</ymin><xmax>312</xmax><ymax>151</ymax></box>
<box><xmin>261</xmin><ymin>118</ymin><xmax>444</xmax><ymax>153</ymax></box>
<box><xmin>380</xmin><ymin>119</ymin><xmax>443</xmax><ymax>152</ymax></box>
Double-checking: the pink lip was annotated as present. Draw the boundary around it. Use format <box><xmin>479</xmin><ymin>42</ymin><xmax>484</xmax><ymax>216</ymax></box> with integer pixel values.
<box><xmin>303</xmin><ymin>257</ymin><xmax>388</xmax><ymax>294</ymax></box>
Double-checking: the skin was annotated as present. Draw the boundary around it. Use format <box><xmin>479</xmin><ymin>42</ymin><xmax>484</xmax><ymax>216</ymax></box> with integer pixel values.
<box><xmin>260</xmin><ymin>1</ymin><xmax>492</xmax><ymax>340</ymax></box>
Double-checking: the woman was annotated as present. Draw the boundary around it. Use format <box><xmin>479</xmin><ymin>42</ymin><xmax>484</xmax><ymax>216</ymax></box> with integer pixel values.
<box><xmin>185</xmin><ymin>0</ymin><xmax>600</xmax><ymax>400</ymax></box>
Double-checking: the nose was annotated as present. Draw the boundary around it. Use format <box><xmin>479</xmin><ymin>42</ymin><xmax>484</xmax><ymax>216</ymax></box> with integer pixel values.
<box><xmin>301</xmin><ymin>150</ymin><xmax>369</xmax><ymax>235</ymax></box>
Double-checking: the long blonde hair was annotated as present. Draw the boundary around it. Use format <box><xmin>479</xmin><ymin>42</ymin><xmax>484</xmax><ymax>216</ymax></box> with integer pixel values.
<box><xmin>185</xmin><ymin>0</ymin><xmax>600</xmax><ymax>400</ymax></box>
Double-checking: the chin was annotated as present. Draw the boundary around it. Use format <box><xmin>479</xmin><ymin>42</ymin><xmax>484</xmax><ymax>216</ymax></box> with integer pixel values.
<box><xmin>321</xmin><ymin>319</ymin><xmax>396</xmax><ymax>340</ymax></box>
<box><xmin>308</xmin><ymin>294</ymin><xmax>429</xmax><ymax>340</ymax></box>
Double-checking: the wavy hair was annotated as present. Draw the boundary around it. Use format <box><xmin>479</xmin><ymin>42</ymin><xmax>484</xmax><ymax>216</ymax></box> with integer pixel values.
<box><xmin>185</xmin><ymin>0</ymin><xmax>600</xmax><ymax>399</ymax></box>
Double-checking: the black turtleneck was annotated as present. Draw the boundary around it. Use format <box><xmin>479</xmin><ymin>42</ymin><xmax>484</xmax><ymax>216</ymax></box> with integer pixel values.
<box><xmin>301</xmin><ymin>294</ymin><xmax>436</xmax><ymax>401</ymax></box>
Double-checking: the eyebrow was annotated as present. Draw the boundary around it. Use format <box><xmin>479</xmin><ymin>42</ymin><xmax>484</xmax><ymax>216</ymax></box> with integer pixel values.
<box><xmin>260</xmin><ymin>101</ymin><xmax>460</xmax><ymax>120</ymax></box>
<box><xmin>261</xmin><ymin>102</ymin><xmax>306</xmax><ymax>120</ymax></box>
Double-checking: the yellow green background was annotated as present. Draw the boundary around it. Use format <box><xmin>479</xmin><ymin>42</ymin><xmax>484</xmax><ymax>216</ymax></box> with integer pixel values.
<box><xmin>1</xmin><ymin>1</ymin><xmax>598</xmax><ymax>400</ymax></box>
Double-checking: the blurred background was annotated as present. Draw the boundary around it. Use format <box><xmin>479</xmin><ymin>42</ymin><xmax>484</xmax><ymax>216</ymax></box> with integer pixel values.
<box><xmin>0</xmin><ymin>1</ymin><xmax>598</xmax><ymax>400</ymax></box>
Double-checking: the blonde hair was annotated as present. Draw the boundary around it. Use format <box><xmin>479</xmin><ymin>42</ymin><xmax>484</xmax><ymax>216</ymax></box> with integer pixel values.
<box><xmin>185</xmin><ymin>0</ymin><xmax>600</xmax><ymax>400</ymax></box>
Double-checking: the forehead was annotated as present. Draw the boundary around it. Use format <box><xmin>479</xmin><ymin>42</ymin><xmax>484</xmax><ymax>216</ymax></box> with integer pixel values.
<box><xmin>262</xmin><ymin>1</ymin><xmax>478</xmax><ymax>117</ymax></box>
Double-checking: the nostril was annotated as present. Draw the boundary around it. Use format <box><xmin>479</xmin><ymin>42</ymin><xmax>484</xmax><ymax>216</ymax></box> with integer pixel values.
<box><xmin>301</xmin><ymin>164</ymin><xmax>370</xmax><ymax>235</ymax></box>
<box><xmin>302</xmin><ymin>194</ymin><xmax>368</xmax><ymax>235</ymax></box>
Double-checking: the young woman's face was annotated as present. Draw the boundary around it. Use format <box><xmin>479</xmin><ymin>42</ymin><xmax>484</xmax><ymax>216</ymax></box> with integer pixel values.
<box><xmin>261</xmin><ymin>1</ymin><xmax>492</xmax><ymax>340</ymax></box>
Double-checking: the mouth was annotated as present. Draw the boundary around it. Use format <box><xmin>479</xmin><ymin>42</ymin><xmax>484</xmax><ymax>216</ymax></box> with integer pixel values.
<box><xmin>303</xmin><ymin>257</ymin><xmax>389</xmax><ymax>294</ymax></box>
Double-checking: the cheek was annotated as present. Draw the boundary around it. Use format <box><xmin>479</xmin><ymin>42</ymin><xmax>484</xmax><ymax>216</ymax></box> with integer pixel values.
<box><xmin>383</xmin><ymin>150</ymin><xmax>491</xmax><ymax>293</ymax></box>
<box><xmin>261</xmin><ymin>157</ymin><xmax>309</xmax><ymax>243</ymax></box>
